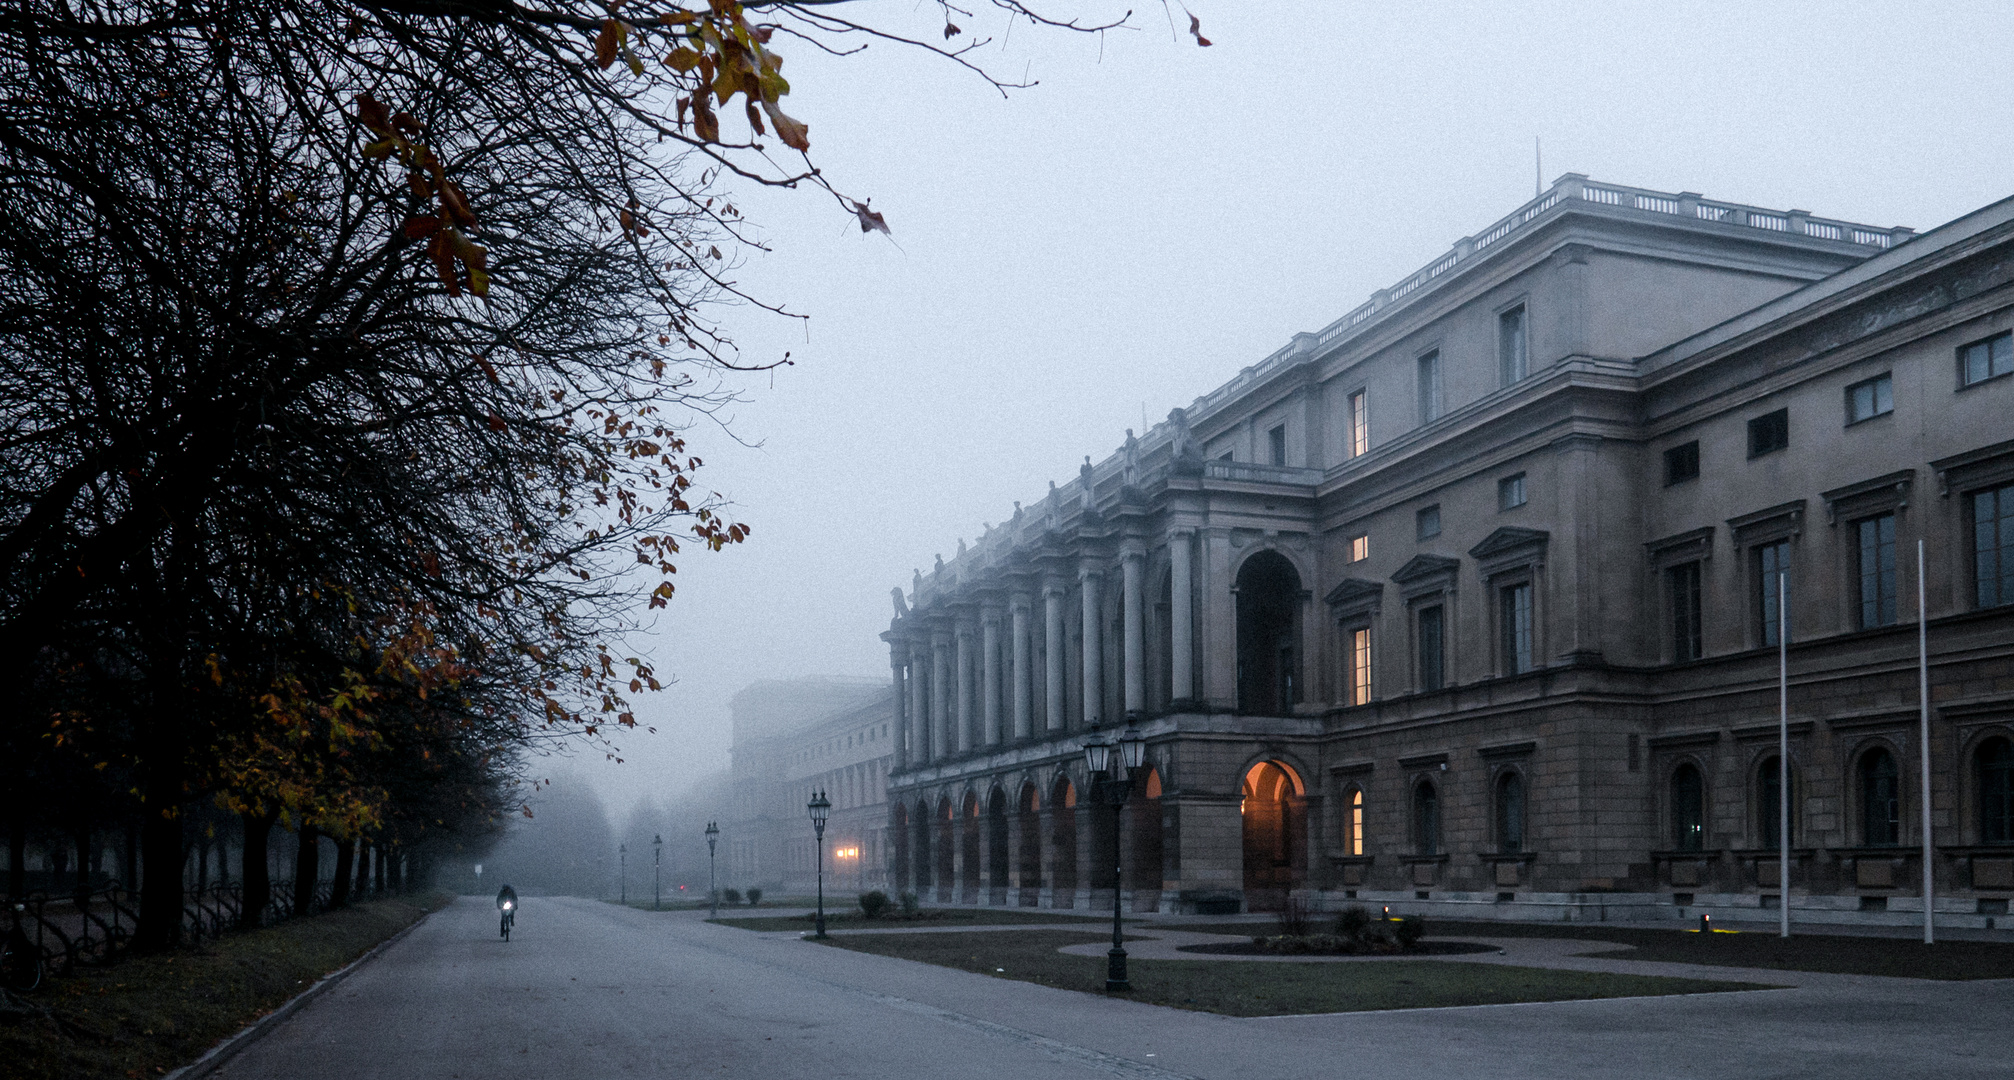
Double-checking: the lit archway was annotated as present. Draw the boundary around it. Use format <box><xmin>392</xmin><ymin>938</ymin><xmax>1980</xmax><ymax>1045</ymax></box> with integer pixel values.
<box><xmin>1127</xmin><ymin>767</ymin><xmax>1165</xmax><ymax>910</ymax></box>
<box><xmin>1241</xmin><ymin>759</ymin><xmax>1306</xmax><ymax>910</ymax></box>
<box><xmin>1236</xmin><ymin>551</ymin><xmax>1302</xmax><ymax>715</ymax></box>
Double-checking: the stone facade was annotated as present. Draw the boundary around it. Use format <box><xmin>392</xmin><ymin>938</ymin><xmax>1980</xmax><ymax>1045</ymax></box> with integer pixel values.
<box><xmin>724</xmin><ymin>677</ymin><xmax>896</xmax><ymax>895</ymax></box>
<box><xmin>880</xmin><ymin>175</ymin><xmax>2014</xmax><ymax>928</ymax></box>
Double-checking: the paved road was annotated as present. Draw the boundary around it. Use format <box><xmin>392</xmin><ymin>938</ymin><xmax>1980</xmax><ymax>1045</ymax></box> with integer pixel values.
<box><xmin>214</xmin><ymin>896</ymin><xmax>2013</xmax><ymax>1080</ymax></box>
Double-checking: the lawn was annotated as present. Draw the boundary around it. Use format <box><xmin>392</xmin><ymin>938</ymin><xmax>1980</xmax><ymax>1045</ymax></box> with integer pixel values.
<box><xmin>812</xmin><ymin>929</ymin><xmax>1767</xmax><ymax>1015</ymax></box>
<box><xmin>1421</xmin><ymin>920</ymin><xmax>2014</xmax><ymax>980</ymax></box>
<box><xmin>714</xmin><ymin>908</ymin><xmax>1112</xmax><ymax>932</ymax></box>
<box><xmin>0</xmin><ymin>892</ymin><xmax>444</xmax><ymax>1080</ymax></box>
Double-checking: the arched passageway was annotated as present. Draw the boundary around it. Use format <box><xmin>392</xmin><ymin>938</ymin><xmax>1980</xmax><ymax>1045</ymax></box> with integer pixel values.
<box><xmin>1127</xmin><ymin>768</ymin><xmax>1164</xmax><ymax>911</ymax></box>
<box><xmin>1050</xmin><ymin>776</ymin><xmax>1078</xmax><ymax>906</ymax></box>
<box><xmin>890</xmin><ymin>803</ymin><xmax>910</xmax><ymax>892</ymax></box>
<box><xmin>1241</xmin><ymin>760</ymin><xmax>1305</xmax><ymax>910</ymax></box>
<box><xmin>1017</xmin><ymin>783</ymin><xmax>1042</xmax><ymax>906</ymax></box>
<box><xmin>959</xmin><ymin>791</ymin><xmax>981</xmax><ymax>903</ymax></box>
<box><xmin>1236</xmin><ymin>552</ymin><xmax>1302</xmax><ymax>715</ymax></box>
<box><xmin>934</xmin><ymin>798</ymin><xmax>955</xmax><ymax>902</ymax></box>
<box><xmin>986</xmin><ymin>788</ymin><xmax>1010</xmax><ymax>904</ymax></box>
<box><xmin>910</xmin><ymin>799</ymin><xmax>933</xmax><ymax>897</ymax></box>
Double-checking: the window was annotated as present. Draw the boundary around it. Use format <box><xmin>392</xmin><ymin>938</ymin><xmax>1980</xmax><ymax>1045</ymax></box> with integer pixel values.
<box><xmin>1846</xmin><ymin>373</ymin><xmax>1893</xmax><ymax>425</ymax></box>
<box><xmin>1664</xmin><ymin>441</ymin><xmax>1700</xmax><ymax>486</ymax></box>
<box><xmin>1417</xmin><ymin>350</ymin><xmax>1443</xmax><ymax>424</ymax></box>
<box><xmin>1346</xmin><ymin>788</ymin><xmax>1365</xmax><ymax>856</ymax></box>
<box><xmin>1416</xmin><ymin>505</ymin><xmax>1441</xmax><ymax>541</ymax></box>
<box><xmin>1960</xmin><ymin>331</ymin><xmax>2013</xmax><ymax>387</ymax></box>
<box><xmin>1860</xmin><ymin>748</ymin><xmax>1901</xmax><ymax>847</ymax></box>
<box><xmin>1671</xmin><ymin>763</ymin><xmax>1705</xmax><ymax>852</ymax></box>
<box><xmin>1268</xmin><ymin>424</ymin><xmax>1287</xmax><ymax>467</ymax></box>
<box><xmin>1347</xmin><ymin>626</ymin><xmax>1371</xmax><ymax>706</ymax></box>
<box><xmin>1975</xmin><ymin>482</ymin><xmax>2014</xmax><ymax>608</ymax></box>
<box><xmin>1413</xmin><ymin>780</ymin><xmax>1440</xmax><ymax>855</ymax></box>
<box><xmin>1856</xmin><ymin>514</ymin><xmax>1897</xmax><ymax>629</ymax></box>
<box><xmin>1756</xmin><ymin>539</ymin><xmax>1791</xmax><ymax>646</ymax></box>
<box><xmin>1979</xmin><ymin>738</ymin><xmax>2014</xmax><ymax>845</ymax></box>
<box><xmin>1759</xmin><ymin>756</ymin><xmax>1794</xmax><ymax>849</ymax></box>
<box><xmin>1498</xmin><ymin>473</ymin><xmax>1527</xmax><ymax>511</ymax></box>
<box><xmin>1219</xmin><ymin>450</ymin><xmax>1234</xmax><ymax>462</ymax></box>
<box><xmin>1347</xmin><ymin>389</ymin><xmax>1369</xmax><ymax>458</ymax></box>
<box><xmin>1498</xmin><ymin>304</ymin><xmax>1528</xmax><ymax>386</ymax></box>
<box><xmin>1500</xmin><ymin>582</ymin><xmax>1533</xmax><ymax>674</ymax></box>
<box><xmin>1348</xmin><ymin>534</ymin><xmax>1369</xmax><ymax>563</ymax></box>
<box><xmin>1667</xmin><ymin>561</ymin><xmax>1703</xmax><ymax>661</ymax></box>
<box><xmin>1747</xmin><ymin>408</ymin><xmax>1789</xmax><ymax>457</ymax></box>
<box><xmin>1495</xmin><ymin>772</ymin><xmax>1525</xmax><ymax>853</ymax></box>
<box><xmin>1416</xmin><ymin>604</ymin><xmax>1445</xmax><ymax>691</ymax></box>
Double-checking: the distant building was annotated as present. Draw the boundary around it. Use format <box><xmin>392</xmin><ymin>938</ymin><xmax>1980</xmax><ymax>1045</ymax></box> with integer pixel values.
<box><xmin>724</xmin><ymin>677</ymin><xmax>897</xmax><ymax>896</ymax></box>
<box><xmin>881</xmin><ymin>175</ymin><xmax>2014</xmax><ymax>927</ymax></box>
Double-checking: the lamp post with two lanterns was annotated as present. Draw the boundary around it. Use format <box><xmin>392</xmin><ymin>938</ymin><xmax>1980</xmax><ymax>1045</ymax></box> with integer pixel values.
<box><xmin>1081</xmin><ymin>724</ymin><xmax>1148</xmax><ymax>992</ymax></box>
<box><xmin>807</xmin><ymin>790</ymin><xmax>832</xmax><ymax>939</ymax></box>
<box><xmin>704</xmin><ymin>820</ymin><xmax>720</xmax><ymax>919</ymax></box>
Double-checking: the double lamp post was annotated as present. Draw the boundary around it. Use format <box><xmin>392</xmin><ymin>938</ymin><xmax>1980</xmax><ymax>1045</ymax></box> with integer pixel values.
<box><xmin>1081</xmin><ymin>724</ymin><xmax>1148</xmax><ymax>992</ymax></box>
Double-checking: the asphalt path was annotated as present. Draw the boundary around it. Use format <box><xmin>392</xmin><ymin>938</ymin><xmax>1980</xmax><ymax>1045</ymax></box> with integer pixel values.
<box><xmin>213</xmin><ymin>896</ymin><xmax>2014</xmax><ymax>1080</ymax></box>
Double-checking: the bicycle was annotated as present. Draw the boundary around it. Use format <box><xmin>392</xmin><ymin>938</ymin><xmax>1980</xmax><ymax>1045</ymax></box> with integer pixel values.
<box><xmin>2</xmin><ymin>903</ymin><xmax>44</xmax><ymax>993</ymax></box>
<box><xmin>499</xmin><ymin>899</ymin><xmax>514</xmax><ymax>942</ymax></box>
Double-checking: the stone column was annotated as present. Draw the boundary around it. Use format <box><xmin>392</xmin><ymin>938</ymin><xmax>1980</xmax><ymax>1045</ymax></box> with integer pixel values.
<box><xmin>1122</xmin><ymin>547</ymin><xmax>1145</xmax><ymax>719</ymax></box>
<box><xmin>955</xmin><ymin>620</ymin><xmax>975</xmax><ymax>755</ymax></box>
<box><xmin>1044</xmin><ymin>584</ymin><xmax>1067</xmax><ymax>732</ymax></box>
<box><xmin>1169</xmin><ymin>530</ymin><xmax>1194</xmax><ymax>706</ymax></box>
<box><xmin>889</xmin><ymin>643</ymin><xmax>909</xmax><ymax>771</ymax></box>
<box><xmin>1080</xmin><ymin>567</ymin><xmax>1104</xmax><ymax>729</ymax></box>
<box><xmin>931</xmin><ymin>632</ymin><xmax>952</xmax><ymax>762</ymax></box>
<box><xmin>981</xmin><ymin>606</ymin><xmax>1003</xmax><ymax>746</ymax></box>
<box><xmin>1010</xmin><ymin>595</ymin><xmax>1033</xmax><ymax>740</ymax></box>
<box><xmin>908</xmin><ymin>642</ymin><xmax>930</xmax><ymax>763</ymax></box>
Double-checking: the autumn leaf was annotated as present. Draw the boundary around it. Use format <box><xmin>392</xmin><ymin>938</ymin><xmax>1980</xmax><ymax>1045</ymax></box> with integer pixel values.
<box><xmin>595</xmin><ymin>19</ymin><xmax>621</xmax><ymax>70</ymax></box>
<box><xmin>945</xmin><ymin>22</ymin><xmax>962</xmax><ymax>39</ymax></box>
<box><xmin>402</xmin><ymin>215</ymin><xmax>440</xmax><ymax>240</ymax></box>
<box><xmin>1187</xmin><ymin>10</ymin><xmax>1212</xmax><ymax>47</ymax></box>
<box><xmin>760</xmin><ymin>100</ymin><xmax>809</xmax><ymax>151</ymax></box>
<box><xmin>850</xmin><ymin>198</ymin><xmax>890</xmax><ymax>235</ymax></box>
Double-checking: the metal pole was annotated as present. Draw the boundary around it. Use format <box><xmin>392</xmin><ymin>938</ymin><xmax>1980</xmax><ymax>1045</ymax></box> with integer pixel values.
<box><xmin>654</xmin><ymin>843</ymin><xmax>661</xmax><ymax>911</ymax></box>
<box><xmin>1919</xmin><ymin>540</ymin><xmax>1935</xmax><ymax>945</ymax></box>
<box><xmin>619</xmin><ymin>845</ymin><xmax>626</xmax><ymax>906</ymax></box>
<box><xmin>815</xmin><ymin>833</ymin><xmax>827</xmax><ymax>939</ymax></box>
<box><xmin>1779</xmin><ymin>572</ymin><xmax>1790</xmax><ymax>940</ymax></box>
<box><xmin>1106</xmin><ymin>774</ymin><xmax>1130</xmax><ymax>992</ymax></box>
<box><xmin>709</xmin><ymin>845</ymin><xmax>718</xmax><ymax>920</ymax></box>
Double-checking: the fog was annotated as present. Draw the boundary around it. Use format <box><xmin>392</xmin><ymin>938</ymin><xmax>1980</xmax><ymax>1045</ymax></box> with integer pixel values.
<box><xmin>504</xmin><ymin>1</ymin><xmax>2014</xmax><ymax>852</ymax></box>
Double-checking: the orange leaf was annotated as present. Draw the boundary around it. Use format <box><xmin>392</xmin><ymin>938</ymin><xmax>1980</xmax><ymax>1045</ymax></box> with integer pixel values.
<box><xmin>595</xmin><ymin>19</ymin><xmax>620</xmax><ymax>70</ymax></box>
<box><xmin>760</xmin><ymin>101</ymin><xmax>809</xmax><ymax>151</ymax></box>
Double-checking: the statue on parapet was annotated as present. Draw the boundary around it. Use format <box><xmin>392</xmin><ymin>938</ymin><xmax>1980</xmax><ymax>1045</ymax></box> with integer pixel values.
<box><xmin>1168</xmin><ymin>406</ymin><xmax>1203</xmax><ymax>476</ymax></box>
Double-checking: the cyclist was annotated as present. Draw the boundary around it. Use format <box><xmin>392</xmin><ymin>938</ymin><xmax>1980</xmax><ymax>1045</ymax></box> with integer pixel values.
<box><xmin>496</xmin><ymin>884</ymin><xmax>518</xmax><ymax>941</ymax></box>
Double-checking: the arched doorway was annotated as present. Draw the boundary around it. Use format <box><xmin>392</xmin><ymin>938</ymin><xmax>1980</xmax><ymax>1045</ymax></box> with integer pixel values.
<box><xmin>1236</xmin><ymin>551</ymin><xmax>1302</xmax><ymax>715</ymax></box>
<box><xmin>1127</xmin><ymin>768</ymin><xmax>1165</xmax><ymax>912</ymax></box>
<box><xmin>986</xmin><ymin>787</ymin><xmax>1010</xmax><ymax>904</ymax></box>
<box><xmin>1241</xmin><ymin>760</ymin><xmax>1305</xmax><ymax>910</ymax></box>
<box><xmin>960</xmin><ymin>791</ymin><xmax>981</xmax><ymax>903</ymax></box>
<box><xmin>891</xmin><ymin>802</ymin><xmax>910</xmax><ymax>892</ymax></box>
<box><xmin>909</xmin><ymin>799</ymin><xmax>932</xmax><ymax>898</ymax></box>
<box><xmin>934</xmin><ymin>798</ymin><xmax>955</xmax><ymax>902</ymax></box>
<box><xmin>1050</xmin><ymin>776</ymin><xmax>1078</xmax><ymax>907</ymax></box>
<box><xmin>1017</xmin><ymin>782</ymin><xmax>1042</xmax><ymax>906</ymax></box>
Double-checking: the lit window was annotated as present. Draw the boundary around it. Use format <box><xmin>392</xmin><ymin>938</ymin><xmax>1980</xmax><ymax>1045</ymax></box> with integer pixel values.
<box><xmin>1348</xmin><ymin>627</ymin><xmax>1371</xmax><ymax>706</ymax></box>
<box><xmin>1498</xmin><ymin>473</ymin><xmax>1527</xmax><ymax>511</ymax></box>
<box><xmin>1960</xmin><ymin>331</ymin><xmax>2013</xmax><ymax>387</ymax></box>
<box><xmin>1348</xmin><ymin>534</ymin><xmax>1369</xmax><ymax>562</ymax></box>
<box><xmin>1846</xmin><ymin>373</ymin><xmax>1893</xmax><ymax>425</ymax></box>
<box><xmin>1348</xmin><ymin>389</ymin><xmax>1369</xmax><ymax>458</ymax></box>
<box><xmin>1416</xmin><ymin>505</ymin><xmax>1441</xmax><ymax>541</ymax></box>
<box><xmin>1348</xmin><ymin>789</ymin><xmax>1364</xmax><ymax>856</ymax></box>
<box><xmin>1499</xmin><ymin>305</ymin><xmax>1528</xmax><ymax>386</ymax></box>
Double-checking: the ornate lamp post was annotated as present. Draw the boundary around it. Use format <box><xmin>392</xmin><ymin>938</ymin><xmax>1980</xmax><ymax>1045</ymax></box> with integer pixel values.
<box><xmin>619</xmin><ymin>844</ymin><xmax>626</xmax><ymax>906</ymax></box>
<box><xmin>704</xmin><ymin>821</ymin><xmax>720</xmax><ymax>919</ymax></box>
<box><xmin>1083</xmin><ymin>724</ymin><xmax>1148</xmax><ymax>991</ymax></box>
<box><xmin>807</xmin><ymin>789</ymin><xmax>832</xmax><ymax>939</ymax></box>
<box><xmin>652</xmin><ymin>834</ymin><xmax>663</xmax><ymax>911</ymax></box>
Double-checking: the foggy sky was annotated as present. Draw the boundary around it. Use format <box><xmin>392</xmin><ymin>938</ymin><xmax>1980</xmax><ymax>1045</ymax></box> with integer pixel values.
<box><xmin>552</xmin><ymin>0</ymin><xmax>2014</xmax><ymax>824</ymax></box>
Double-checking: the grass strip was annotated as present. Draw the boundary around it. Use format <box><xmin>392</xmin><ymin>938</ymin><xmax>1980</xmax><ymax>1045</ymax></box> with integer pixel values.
<box><xmin>714</xmin><ymin>908</ymin><xmax>1111</xmax><ymax>932</ymax></box>
<box><xmin>1421</xmin><ymin>920</ymin><xmax>2014</xmax><ymax>980</ymax></box>
<box><xmin>1</xmin><ymin>892</ymin><xmax>444</xmax><ymax>1080</ymax></box>
<box><xmin>814</xmin><ymin>929</ymin><xmax>1768</xmax><ymax>1016</ymax></box>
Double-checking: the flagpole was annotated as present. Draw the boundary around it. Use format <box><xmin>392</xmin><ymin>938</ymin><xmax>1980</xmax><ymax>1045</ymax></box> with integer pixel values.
<box><xmin>1779</xmin><ymin>571</ymin><xmax>1791</xmax><ymax>940</ymax></box>
<box><xmin>1919</xmin><ymin>540</ymin><xmax>1934</xmax><ymax>945</ymax></box>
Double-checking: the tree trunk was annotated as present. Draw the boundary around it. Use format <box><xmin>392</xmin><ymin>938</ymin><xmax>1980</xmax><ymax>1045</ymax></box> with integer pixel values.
<box><xmin>6</xmin><ymin>817</ymin><xmax>24</xmax><ymax>899</ymax></box>
<box><xmin>291</xmin><ymin>824</ymin><xmax>320</xmax><ymax>916</ymax></box>
<box><xmin>355</xmin><ymin>840</ymin><xmax>371</xmax><ymax>897</ymax></box>
<box><xmin>239</xmin><ymin>811</ymin><xmax>274</xmax><ymax>930</ymax></box>
<box><xmin>374</xmin><ymin>842</ymin><xmax>387</xmax><ymax>894</ymax></box>
<box><xmin>388</xmin><ymin>845</ymin><xmax>403</xmax><ymax>894</ymax></box>
<box><xmin>134</xmin><ymin>796</ymin><xmax>185</xmax><ymax>950</ymax></box>
<box><xmin>329</xmin><ymin>837</ymin><xmax>354</xmax><ymax>908</ymax></box>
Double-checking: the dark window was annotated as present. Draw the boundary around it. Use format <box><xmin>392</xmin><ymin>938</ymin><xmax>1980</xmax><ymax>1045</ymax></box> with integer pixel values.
<box><xmin>1980</xmin><ymin>738</ymin><xmax>2014</xmax><ymax>845</ymax></box>
<box><xmin>1960</xmin><ymin>331</ymin><xmax>2013</xmax><ymax>387</ymax></box>
<box><xmin>1499</xmin><ymin>305</ymin><xmax>1528</xmax><ymax>386</ymax></box>
<box><xmin>1760</xmin><ymin>756</ymin><xmax>1794</xmax><ymax>849</ymax></box>
<box><xmin>1416</xmin><ymin>505</ymin><xmax>1441</xmax><ymax>541</ymax></box>
<box><xmin>1846</xmin><ymin>373</ymin><xmax>1893</xmax><ymax>425</ymax></box>
<box><xmin>1748</xmin><ymin>408</ymin><xmax>1789</xmax><ymax>457</ymax></box>
<box><xmin>1756</xmin><ymin>539</ymin><xmax>1790</xmax><ymax>646</ymax></box>
<box><xmin>1671</xmin><ymin>763</ymin><xmax>1705</xmax><ymax>852</ymax></box>
<box><xmin>1219</xmin><ymin>450</ymin><xmax>1234</xmax><ymax>462</ymax></box>
<box><xmin>1417</xmin><ymin>350</ymin><xmax>1443</xmax><ymax>423</ymax></box>
<box><xmin>1975</xmin><ymin>482</ymin><xmax>2014</xmax><ymax>609</ymax></box>
<box><xmin>1495</xmin><ymin>772</ymin><xmax>1525</xmax><ymax>853</ymax></box>
<box><xmin>1500</xmin><ymin>582</ymin><xmax>1533</xmax><ymax>674</ymax></box>
<box><xmin>1664</xmin><ymin>441</ymin><xmax>1700</xmax><ymax>486</ymax></box>
<box><xmin>1417</xmin><ymin>604</ymin><xmax>1445</xmax><ymax>692</ymax></box>
<box><xmin>1498</xmin><ymin>473</ymin><xmax>1527</xmax><ymax>511</ymax></box>
<box><xmin>1667</xmin><ymin>561</ymin><xmax>1703</xmax><ymax>661</ymax></box>
<box><xmin>1268</xmin><ymin>424</ymin><xmax>1287</xmax><ymax>467</ymax></box>
<box><xmin>1856</xmin><ymin>514</ymin><xmax>1897</xmax><ymax>629</ymax></box>
<box><xmin>1413</xmin><ymin>781</ymin><xmax>1440</xmax><ymax>855</ymax></box>
<box><xmin>1860</xmin><ymin>748</ymin><xmax>1901</xmax><ymax>846</ymax></box>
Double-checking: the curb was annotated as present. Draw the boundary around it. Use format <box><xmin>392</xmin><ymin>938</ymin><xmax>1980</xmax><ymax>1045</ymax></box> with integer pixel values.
<box><xmin>164</xmin><ymin>904</ymin><xmax>439</xmax><ymax>1080</ymax></box>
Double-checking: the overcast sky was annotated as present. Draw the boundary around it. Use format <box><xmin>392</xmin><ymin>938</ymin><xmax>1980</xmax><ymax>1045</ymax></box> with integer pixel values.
<box><xmin>559</xmin><ymin>0</ymin><xmax>2014</xmax><ymax>821</ymax></box>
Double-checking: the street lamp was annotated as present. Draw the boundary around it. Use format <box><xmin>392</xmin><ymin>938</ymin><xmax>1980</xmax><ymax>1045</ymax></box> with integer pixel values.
<box><xmin>652</xmin><ymin>834</ymin><xmax>663</xmax><ymax>911</ymax></box>
<box><xmin>619</xmin><ymin>844</ymin><xmax>626</xmax><ymax>906</ymax></box>
<box><xmin>1083</xmin><ymin>724</ymin><xmax>1149</xmax><ymax>992</ymax></box>
<box><xmin>807</xmin><ymin>789</ymin><xmax>832</xmax><ymax>939</ymax></box>
<box><xmin>704</xmin><ymin>821</ymin><xmax>720</xmax><ymax>919</ymax></box>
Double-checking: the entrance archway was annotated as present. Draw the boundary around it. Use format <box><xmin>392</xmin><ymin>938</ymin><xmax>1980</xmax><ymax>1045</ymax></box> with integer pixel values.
<box><xmin>1236</xmin><ymin>551</ymin><xmax>1302</xmax><ymax>715</ymax></box>
<box><xmin>1127</xmin><ymin>768</ymin><xmax>1164</xmax><ymax>911</ymax></box>
<box><xmin>1017</xmin><ymin>782</ymin><xmax>1042</xmax><ymax>906</ymax></box>
<box><xmin>986</xmin><ymin>787</ymin><xmax>1010</xmax><ymax>904</ymax></box>
<box><xmin>959</xmin><ymin>791</ymin><xmax>981</xmax><ymax>903</ymax></box>
<box><xmin>934</xmin><ymin>798</ymin><xmax>955</xmax><ymax>902</ymax></box>
<box><xmin>891</xmin><ymin>802</ymin><xmax>909</xmax><ymax>893</ymax></box>
<box><xmin>1050</xmin><ymin>776</ymin><xmax>1078</xmax><ymax>906</ymax></box>
<box><xmin>1241</xmin><ymin>760</ymin><xmax>1306</xmax><ymax>910</ymax></box>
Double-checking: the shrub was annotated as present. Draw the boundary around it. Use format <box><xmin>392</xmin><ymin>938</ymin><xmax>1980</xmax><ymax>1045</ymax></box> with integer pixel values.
<box><xmin>746</xmin><ymin>888</ymin><xmax>763</xmax><ymax>906</ymax></box>
<box><xmin>858</xmin><ymin>890</ymin><xmax>889</xmax><ymax>918</ymax></box>
<box><xmin>1335</xmin><ymin>904</ymin><xmax>1372</xmax><ymax>939</ymax></box>
<box><xmin>899</xmin><ymin>892</ymin><xmax>920</xmax><ymax>915</ymax></box>
<box><xmin>1394</xmin><ymin>915</ymin><xmax>1426</xmax><ymax>948</ymax></box>
<box><xmin>722</xmin><ymin>887</ymin><xmax>742</xmax><ymax>905</ymax></box>
<box><xmin>1274</xmin><ymin>896</ymin><xmax>1313</xmax><ymax>938</ymax></box>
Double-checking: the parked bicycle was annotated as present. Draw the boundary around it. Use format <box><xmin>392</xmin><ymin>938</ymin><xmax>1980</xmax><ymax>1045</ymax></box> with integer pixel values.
<box><xmin>2</xmin><ymin>902</ymin><xmax>43</xmax><ymax>993</ymax></box>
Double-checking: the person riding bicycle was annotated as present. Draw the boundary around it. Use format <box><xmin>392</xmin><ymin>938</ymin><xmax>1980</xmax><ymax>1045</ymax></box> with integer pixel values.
<box><xmin>496</xmin><ymin>884</ymin><xmax>518</xmax><ymax>940</ymax></box>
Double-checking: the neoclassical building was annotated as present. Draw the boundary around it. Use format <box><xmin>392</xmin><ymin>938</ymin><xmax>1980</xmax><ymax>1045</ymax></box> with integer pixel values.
<box><xmin>724</xmin><ymin>677</ymin><xmax>895</xmax><ymax>895</ymax></box>
<box><xmin>881</xmin><ymin>175</ymin><xmax>2014</xmax><ymax>926</ymax></box>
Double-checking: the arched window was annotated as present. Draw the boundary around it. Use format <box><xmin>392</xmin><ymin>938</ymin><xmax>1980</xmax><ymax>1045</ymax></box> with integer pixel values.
<box><xmin>1979</xmin><ymin>737</ymin><xmax>2014</xmax><ymax>845</ymax></box>
<box><xmin>1859</xmin><ymin>748</ymin><xmax>1900</xmax><ymax>847</ymax></box>
<box><xmin>1495</xmin><ymin>772</ymin><xmax>1525</xmax><ymax>853</ymax></box>
<box><xmin>1346</xmin><ymin>788</ymin><xmax>1364</xmax><ymax>856</ymax></box>
<box><xmin>1413</xmin><ymin>780</ymin><xmax>1440</xmax><ymax>856</ymax></box>
<box><xmin>1671</xmin><ymin>763</ymin><xmax>1705</xmax><ymax>852</ymax></box>
<box><xmin>1759</xmin><ymin>756</ymin><xmax>1795</xmax><ymax>849</ymax></box>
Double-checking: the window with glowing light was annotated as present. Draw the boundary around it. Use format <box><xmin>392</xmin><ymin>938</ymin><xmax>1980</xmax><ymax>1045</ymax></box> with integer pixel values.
<box><xmin>1347</xmin><ymin>788</ymin><xmax>1364</xmax><ymax>856</ymax></box>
